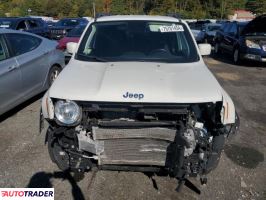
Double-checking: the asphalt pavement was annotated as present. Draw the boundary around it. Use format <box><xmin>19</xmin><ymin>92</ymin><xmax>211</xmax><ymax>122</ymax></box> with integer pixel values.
<box><xmin>0</xmin><ymin>54</ymin><xmax>265</xmax><ymax>200</ymax></box>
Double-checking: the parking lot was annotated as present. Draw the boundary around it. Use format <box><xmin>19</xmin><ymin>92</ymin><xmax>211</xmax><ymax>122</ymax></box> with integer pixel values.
<box><xmin>0</xmin><ymin>54</ymin><xmax>265</xmax><ymax>200</ymax></box>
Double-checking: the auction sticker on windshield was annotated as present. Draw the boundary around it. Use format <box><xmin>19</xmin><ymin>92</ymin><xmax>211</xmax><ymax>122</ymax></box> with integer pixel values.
<box><xmin>160</xmin><ymin>24</ymin><xmax>184</xmax><ymax>32</ymax></box>
<box><xmin>0</xmin><ymin>188</ymin><xmax>54</xmax><ymax>200</ymax></box>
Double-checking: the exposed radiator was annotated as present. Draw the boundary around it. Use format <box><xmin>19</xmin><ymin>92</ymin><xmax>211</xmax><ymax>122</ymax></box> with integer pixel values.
<box><xmin>92</xmin><ymin>127</ymin><xmax>176</xmax><ymax>166</ymax></box>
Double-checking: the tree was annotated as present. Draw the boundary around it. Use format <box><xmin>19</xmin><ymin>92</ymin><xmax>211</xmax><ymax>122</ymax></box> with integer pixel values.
<box><xmin>103</xmin><ymin>0</ymin><xmax>112</xmax><ymax>13</ymax></box>
<box><xmin>10</xmin><ymin>7</ymin><xmax>24</xmax><ymax>16</ymax></box>
<box><xmin>246</xmin><ymin>0</ymin><xmax>266</xmax><ymax>14</ymax></box>
<box><xmin>111</xmin><ymin>0</ymin><xmax>128</xmax><ymax>14</ymax></box>
<box><xmin>0</xmin><ymin>0</ymin><xmax>262</xmax><ymax>19</ymax></box>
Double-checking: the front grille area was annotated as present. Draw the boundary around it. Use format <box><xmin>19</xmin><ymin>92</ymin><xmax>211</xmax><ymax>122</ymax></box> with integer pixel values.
<box><xmin>77</xmin><ymin>102</ymin><xmax>190</xmax><ymax>166</ymax></box>
<box><xmin>80</xmin><ymin>102</ymin><xmax>189</xmax><ymax>123</ymax></box>
<box><xmin>50</xmin><ymin>29</ymin><xmax>64</xmax><ymax>34</ymax></box>
<box><xmin>92</xmin><ymin>127</ymin><xmax>176</xmax><ymax>166</ymax></box>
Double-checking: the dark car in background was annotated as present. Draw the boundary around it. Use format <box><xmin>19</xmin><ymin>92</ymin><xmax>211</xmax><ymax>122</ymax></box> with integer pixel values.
<box><xmin>0</xmin><ymin>17</ymin><xmax>49</xmax><ymax>38</ymax></box>
<box><xmin>202</xmin><ymin>23</ymin><xmax>221</xmax><ymax>45</ymax></box>
<box><xmin>46</xmin><ymin>21</ymin><xmax>56</xmax><ymax>28</ymax></box>
<box><xmin>214</xmin><ymin>15</ymin><xmax>266</xmax><ymax>64</ymax></box>
<box><xmin>57</xmin><ymin>25</ymin><xmax>86</xmax><ymax>63</ymax></box>
<box><xmin>49</xmin><ymin>18</ymin><xmax>88</xmax><ymax>40</ymax></box>
<box><xmin>188</xmin><ymin>20</ymin><xmax>211</xmax><ymax>43</ymax></box>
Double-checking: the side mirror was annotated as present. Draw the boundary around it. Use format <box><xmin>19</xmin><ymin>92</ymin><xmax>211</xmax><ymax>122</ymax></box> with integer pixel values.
<box><xmin>66</xmin><ymin>42</ymin><xmax>78</xmax><ymax>54</ymax></box>
<box><xmin>198</xmin><ymin>43</ymin><xmax>211</xmax><ymax>56</ymax></box>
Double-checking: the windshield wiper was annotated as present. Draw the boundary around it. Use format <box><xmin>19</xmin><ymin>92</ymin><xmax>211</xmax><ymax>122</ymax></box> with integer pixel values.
<box><xmin>76</xmin><ymin>53</ymin><xmax>108</xmax><ymax>62</ymax></box>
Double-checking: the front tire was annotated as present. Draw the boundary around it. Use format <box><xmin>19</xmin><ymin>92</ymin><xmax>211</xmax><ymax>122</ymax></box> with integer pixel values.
<box><xmin>205</xmin><ymin>135</ymin><xmax>225</xmax><ymax>173</ymax></box>
<box><xmin>214</xmin><ymin>42</ymin><xmax>220</xmax><ymax>54</ymax></box>
<box><xmin>233</xmin><ymin>48</ymin><xmax>241</xmax><ymax>65</ymax></box>
<box><xmin>47</xmin><ymin>128</ymin><xmax>70</xmax><ymax>171</ymax></box>
<box><xmin>48</xmin><ymin>65</ymin><xmax>62</xmax><ymax>87</ymax></box>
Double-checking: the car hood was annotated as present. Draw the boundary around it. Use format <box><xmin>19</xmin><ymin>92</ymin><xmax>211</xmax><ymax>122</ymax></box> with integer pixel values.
<box><xmin>58</xmin><ymin>37</ymin><xmax>80</xmax><ymax>46</ymax></box>
<box><xmin>49</xmin><ymin>60</ymin><xmax>223</xmax><ymax>103</ymax></box>
<box><xmin>50</xmin><ymin>26</ymin><xmax>75</xmax><ymax>30</ymax></box>
<box><xmin>242</xmin><ymin>15</ymin><xmax>266</xmax><ymax>36</ymax></box>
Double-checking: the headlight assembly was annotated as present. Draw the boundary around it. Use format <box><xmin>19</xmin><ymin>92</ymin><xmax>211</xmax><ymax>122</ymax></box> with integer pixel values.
<box><xmin>245</xmin><ymin>39</ymin><xmax>261</xmax><ymax>49</ymax></box>
<box><xmin>54</xmin><ymin>100</ymin><xmax>81</xmax><ymax>125</ymax></box>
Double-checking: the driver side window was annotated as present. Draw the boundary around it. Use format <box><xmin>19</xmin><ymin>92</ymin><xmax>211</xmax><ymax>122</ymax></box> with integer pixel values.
<box><xmin>5</xmin><ymin>33</ymin><xmax>42</xmax><ymax>56</ymax></box>
<box><xmin>28</xmin><ymin>20</ymin><xmax>39</xmax><ymax>29</ymax></box>
<box><xmin>229</xmin><ymin>23</ymin><xmax>237</xmax><ymax>36</ymax></box>
<box><xmin>16</xmin><ymin>20</ymin><xmax>27</xmax><ymax>30</ymax></box>
<box><xmin>0</xmin><ymin>35</ymin><xmax>9</xmax><ymax>61</ymax></box>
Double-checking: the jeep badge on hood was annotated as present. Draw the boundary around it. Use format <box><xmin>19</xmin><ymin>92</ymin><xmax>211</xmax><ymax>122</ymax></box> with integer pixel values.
<box><xmin>123</xmin><ymin>92</ymin><xmax>144</xmax><ymax>100</ymax></box>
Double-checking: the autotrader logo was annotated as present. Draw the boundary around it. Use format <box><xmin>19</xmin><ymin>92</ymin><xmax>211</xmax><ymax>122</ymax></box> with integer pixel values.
<box><xmin>0</xmin><ymin>188</ymin><xmax>54</xmax><ymax>200</ymax></box>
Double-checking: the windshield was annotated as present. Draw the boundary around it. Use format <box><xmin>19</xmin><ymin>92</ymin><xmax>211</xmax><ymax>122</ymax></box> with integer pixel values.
<box><xmin>189</xmin><ymin>23</ymin><xmax>203</xmax><ymax>31</ymax></box>
<box><xmin>242</xmin><ymin>18</ymin><xmax>266</xmax><ymax>36</ymax></box>
<box><xmin>239</xmin><ymin>23</ymin><xmax>248</xmax><ymax>35</ymax></box>
<box><xmin>67</xmin><ymin>25</ymin><xmax>86</xmax><ymax>37</ymax></box>
<box><xmin>76</xmin><ymin>21</ymin><xmax>199</xmax><ymax>63</ymax></box>
<box><xmin>0</xmin><ymin>19</ymin><xmax>13</xmax><ymax>28</ymax></box>
<box><xmin>207</xmin><ymin>25</ymin><xmax>221</xmax><ymax>31</ymax></box>
<box><xmin>57</xmin><ymin>19</ymin><xmax>80</xmax><ymax>27</ymax></box>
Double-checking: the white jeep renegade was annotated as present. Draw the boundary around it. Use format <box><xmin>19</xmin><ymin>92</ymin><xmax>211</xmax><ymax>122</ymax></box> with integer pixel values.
<box><xmin>41</xmin><ymin>15</ymin><xmax>239</xmax><ymax>191</ymax></box>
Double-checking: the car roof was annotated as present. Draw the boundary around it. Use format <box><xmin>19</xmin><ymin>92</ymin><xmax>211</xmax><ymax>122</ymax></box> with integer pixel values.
<box><xmin>96</xmin><ymin>15</ymin><xmax>182</xmax><ymax>23</ymax></box>
<box><xmin>0</xmin><ymin>17</ymin><xmax>41</xmax><ymax>21</ymax></box>
<box><xmin>237</xmin><ymin>21</ymin><xmax>249</xmax><ymax>26</ymax></box>
<box><xmin>224</xmin><ymin>21</ymin><xmax>248</xmax><ymax>25</ymax></box>
<box><xmin>0</xmin><ymin>28</ymin><xmax>22</xmax><ymax>33</ymax></box>
<box><xmin>0</xmin><ymin>28</ymin><xmax>43</xmax><ymax>37</ymax></box>
<box><xmin>206</xmin><ymin>23</ymin><xmax>221</xmax><ymax>26</ymax></box>
<box><xmin>60</xmin><ymin>18</ymin><xmax>86</xmax><ymax>20</ymax></box>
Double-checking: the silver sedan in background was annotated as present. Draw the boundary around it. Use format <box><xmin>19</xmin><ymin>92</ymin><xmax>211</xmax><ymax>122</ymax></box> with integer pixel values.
<box><xmin>0</xmin><ymin>29</ymin><xmax>65</xmax><ymax>115</ymax></box>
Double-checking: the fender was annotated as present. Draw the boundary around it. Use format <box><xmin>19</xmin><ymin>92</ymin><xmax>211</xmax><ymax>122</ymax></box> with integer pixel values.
<box><xmin>220</xmin><ymin>88</ymin><xmax>236</xmax><ymax>124</ymax></box>
<box><xmin>41</xmin><ymin>91</ymin><xmax>55</xmax><ymax>120</ymax></box>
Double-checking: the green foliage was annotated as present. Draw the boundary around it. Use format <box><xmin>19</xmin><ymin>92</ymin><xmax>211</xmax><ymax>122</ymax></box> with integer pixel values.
<box><xmin>246</xmin><ymin>0</ymin><xmax>266</xmax><ymax>14</ymax></box>
<box><xmin>0</xmin><ymin>0</ymin><xmax>263</xmax><ymax>18</ymax></box>
<box><xmin>10</xmin><ymin>7</ymin><xmax>24</xmax><ymax>16</ymax></box>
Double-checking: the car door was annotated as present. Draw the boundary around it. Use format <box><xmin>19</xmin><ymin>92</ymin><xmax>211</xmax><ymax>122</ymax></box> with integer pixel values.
<box><xmin>226</xmin><ymin>23</ymin><xmax>238</xmax><ymax>53</ymax></box>
<box><xmin>218</xmin><ymin>23</ymin><xmax>228</xmax><ymax>50</ymax></box>
<box><xmin>0</xmin><ymin>34</ymin><xmax>22</xmax><ymax>114</ymax></box>
<box><xmin>220</xmin><ymin>23</ymin><xmax>233</xmax><ymax>52</ymax></box>
<box><xmin>5</xmin><ymin>33</ymin><xmax>47</xmax><ymax>99</ymax></box>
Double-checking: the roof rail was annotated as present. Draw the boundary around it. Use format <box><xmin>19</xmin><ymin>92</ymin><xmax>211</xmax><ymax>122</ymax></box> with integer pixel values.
<box><xmin>166</xmin><ymin>13</ymin><xmax>182</xmax><ymax>19</ymax></box>
<box><xmin>94</xmin><ymin>13</ymin><xmax>112</xmax><ymax>22</ymax></box>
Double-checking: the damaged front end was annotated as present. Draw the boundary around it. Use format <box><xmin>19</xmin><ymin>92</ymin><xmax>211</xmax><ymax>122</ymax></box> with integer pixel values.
<box><xmin>42</xmin><ymin>98</ymin><xmax>239</xmax><ymax>192</ymax></box>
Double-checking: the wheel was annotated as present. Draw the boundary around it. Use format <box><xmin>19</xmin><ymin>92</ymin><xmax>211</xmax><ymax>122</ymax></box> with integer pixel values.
<box><xmin>48</xmin><ymin>65</ymin><xmax>61</xmax><ymax>86</ymax></box>
<box><xmin>214</xmin><ymin>42</ymin><xmax>220</xmax><ymax>54</ymax></box>
<box><xmin>233</xmin><ymin>48</ymin><xmax>241</xmax><ymax>65</ymax></box>
<box><xmin>205</xmin><ymin>135</ymin><xmax>225</xmax><ymax>173</ymax></box>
